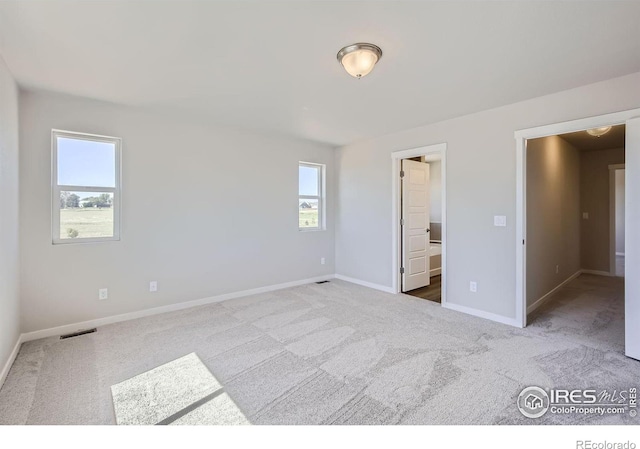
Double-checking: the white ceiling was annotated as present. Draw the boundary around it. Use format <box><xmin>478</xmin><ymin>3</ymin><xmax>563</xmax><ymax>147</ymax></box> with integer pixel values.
<box><xmin>1</xmin><ymin>1</ymin><xmax>640</xmax><ymax>146</ymax></box>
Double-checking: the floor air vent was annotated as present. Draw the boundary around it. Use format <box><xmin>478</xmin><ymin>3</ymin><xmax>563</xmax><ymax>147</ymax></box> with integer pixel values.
<box><xmin>316</xmin><ymin>280</ymin><xmax>330</xmax><ymax>284</ymax></box>
<box><xmin>60</xmin><ymin>328</ymin><xmax>97</xmax><ymax>340</ymax></box>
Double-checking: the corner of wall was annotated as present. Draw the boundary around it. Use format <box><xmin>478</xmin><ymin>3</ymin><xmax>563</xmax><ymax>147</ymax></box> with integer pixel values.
<box><xmin>0</xmin><ymin>54</ymin><xmax>22</xmax><ymax>389</ymax></box>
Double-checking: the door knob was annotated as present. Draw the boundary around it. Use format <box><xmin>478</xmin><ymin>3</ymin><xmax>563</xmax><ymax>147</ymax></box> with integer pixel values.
<box><xmin>426</xmin><ymin>228</ymin><xmax>430</xmax><ymax>233</ymax></box>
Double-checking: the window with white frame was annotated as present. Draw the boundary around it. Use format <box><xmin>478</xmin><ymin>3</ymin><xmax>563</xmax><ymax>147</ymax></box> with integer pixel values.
<box><xmin>52</xmin><ymin>130</ymin><xmax>121</xmax><ymax>243</ymax></box>
<box><xmin>298</xmin><ymin>162</ymin><xmax>324</xmax><ymax>230</ymax></box>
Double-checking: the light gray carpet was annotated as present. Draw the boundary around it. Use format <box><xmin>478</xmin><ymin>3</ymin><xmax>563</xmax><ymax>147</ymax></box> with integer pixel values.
<box><xmin>111</xmin><ymin>352</ymin><xmax>248</xmax><ymax>425</ymax></box>
<box><xmin>0</xmin><ymin>275</ymin><xmax>637</xmax><ymax>425</ymax></box>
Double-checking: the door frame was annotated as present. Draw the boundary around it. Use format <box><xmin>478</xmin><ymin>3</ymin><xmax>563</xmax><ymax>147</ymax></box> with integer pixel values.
<box><xmin>391</xmin><ymin>143</ymin><xmax>447</xmax><ymax>304</ymax></box>
<box><xmin>514</xmin><ymin>108</ymin><xmax>640</xmax><ymax>328</ymax></box>
<box><xmin>609</xmin><ymin>164</ymin><xmax>626</xmax><ymax>276</ymax></box>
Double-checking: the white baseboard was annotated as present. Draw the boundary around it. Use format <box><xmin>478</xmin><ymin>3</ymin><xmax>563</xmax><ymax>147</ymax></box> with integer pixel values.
<box><xmin>21</xmin><ymin>274</ymin><xmax>335</xmax><ymax>342</ymax></box>
<box><xmin>333</xmin><ymin>274</ymin><xmax>395</xmax><ymax>294</ymax></box>
<box><xmin>581</xmin><ymin>269</ymin><xmax>613</xmax><ymax>277</ymax></box>
<box><xmin>442</xmin><ymin>302</ymin><xmax>521</xmax><ymax>328</ymax></box>
<box><xmin>616</xmin><ymin>252</ymin><xmax>625</xmax><ymax>257</ymax></box>
<box><xmin>335</xmin><ymin>274</ymin><xmax>520</xmax><ymax>328</ymax></box>
<box><xmin>527</xmin><ymin>270</ymin><xmax>582</xmax><ymax>315</ymax></box>
<box><xmin>430</xmin><ymin>268</ymin><xmax>442</xmax><ymax>277</ymax></box>
<box><xmin>1</xmin><ymin>335</ymin><xmax>23</xmax><ymax>389</ymax></box>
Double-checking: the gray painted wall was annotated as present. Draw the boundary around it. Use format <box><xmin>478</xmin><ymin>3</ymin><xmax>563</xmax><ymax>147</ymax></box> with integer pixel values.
<box><xmin>526</xmin><ymin>136</ymin><xmax>581</xmax><ymax>307</ymax></box>
<box><xmin>335</xmin><ymin>72</ymin><xmax>640</xmax><ymax>320</ymax></box>
<box><xmin>580</xmin><ymin>148</ymin><xmax>625</xmax><ymax>272</ymax></box>
<box><xmin>616</xmin><ymin>169</ymin><xmax>625</xmax><ymax>255</ymax></box>
<box><xmin>19</xmin><ymin>90</ymin><xmax>336</xmax><ymax>333</ymax></box>
<box><xmin>0</xmin><ymin>56</ymin><xmax>20</xmax><ymax>377</ymax></box>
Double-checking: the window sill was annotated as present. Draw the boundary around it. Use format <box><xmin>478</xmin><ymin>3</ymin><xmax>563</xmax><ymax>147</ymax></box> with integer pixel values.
<box><xmin>298</xmin><ymin>228</ymin><xmax>325</xmax><ymax>233</ymax></box>
<box><xmin>53</xmin><ymin>237</ymin><xmax>120</xmax><ymax>245</ymax></box>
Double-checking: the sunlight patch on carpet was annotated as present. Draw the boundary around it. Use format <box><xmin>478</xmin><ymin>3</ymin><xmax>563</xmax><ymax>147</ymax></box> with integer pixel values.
<box><xmin>110</xmin><ymin>352</ymin><xmax>249</xmax><ymax>425</ymax></box>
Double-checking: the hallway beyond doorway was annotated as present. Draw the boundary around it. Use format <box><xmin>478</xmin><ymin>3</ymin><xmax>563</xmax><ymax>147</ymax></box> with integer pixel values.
<box><xmin>528</xmin><ymin>274</ymin><xmax>624</xmax><ymax>353</ymax></box>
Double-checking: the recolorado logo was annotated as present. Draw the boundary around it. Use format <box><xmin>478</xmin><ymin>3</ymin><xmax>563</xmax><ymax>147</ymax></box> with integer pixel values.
<box><xmin>517</xmin><ymin>386</ymin><xmax>637</xmax><ymax>419</ymax></box>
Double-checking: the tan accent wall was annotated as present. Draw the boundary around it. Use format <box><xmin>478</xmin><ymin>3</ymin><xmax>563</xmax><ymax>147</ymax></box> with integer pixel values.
<box><xmin>580</xmin><ymin>148</ymin><xmax>625</xmax><ymax>272</ymax></box>
<box><xmin>526</xmin><ymin>135</ymin><xmax>581</xmax><ymax>307</ymax></box>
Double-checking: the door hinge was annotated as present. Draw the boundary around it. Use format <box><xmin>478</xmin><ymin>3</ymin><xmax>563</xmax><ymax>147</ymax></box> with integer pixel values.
<box><xmin>400</xmin><ymin>170</ymin><xmax>405</xmax><ymax>178</ymax></box>
<box><xmin>400</xmin><ymin>267</ymin><xmax>405</xmax><ymax>274</ymax></box>
<box><xmin>400</xmin><ymin>219</ymin><xmax>405</xmax><ymax>226</ymax></box>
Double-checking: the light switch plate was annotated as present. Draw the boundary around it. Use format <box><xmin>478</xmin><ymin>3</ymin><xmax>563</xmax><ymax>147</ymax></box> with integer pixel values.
<box><xmin>494</xmin><ymin>215</ymin><xmax>507</xmax><ymax>227</ymax></box>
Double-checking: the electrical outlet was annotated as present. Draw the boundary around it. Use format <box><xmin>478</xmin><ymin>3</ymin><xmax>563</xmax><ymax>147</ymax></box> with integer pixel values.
<box><xmin>470</xmin><ymin>281</ymin><xmax>478</xmax><ymax>293</ymax></box>
<box><xmin>583</xmin><ymin>212</ymin><xmax>589</xmax><ymax>220</ymax></box>
<box><xmin>320</xmin><ymin>257</ymin><xmax>326</xmax><ymax>265</ymax></box>
<box><xmin>149</xmin><ymin>281</ymin><xmax>158</xmax><ymax>292</ymax></box>
<box><xmin>98</xmin><ymin>288</ymin><xmax>108</xmax><ymax>300</ymax></box>
<box><xmin>555</xmin><ymin>265</ymin><xmax>559</xmax><ymax>274</ymax></box>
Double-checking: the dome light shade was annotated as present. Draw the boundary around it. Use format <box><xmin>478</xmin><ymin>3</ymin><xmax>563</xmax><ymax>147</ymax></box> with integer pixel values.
<box><xmin>337</xmin><ymin>43</ymin><xmax>382</xmax><ymax>79</ymax></box>
<box><xmin>586</xmin><ymin>126</ymin><xmax>612</xmax><ymax>137</ymax></box>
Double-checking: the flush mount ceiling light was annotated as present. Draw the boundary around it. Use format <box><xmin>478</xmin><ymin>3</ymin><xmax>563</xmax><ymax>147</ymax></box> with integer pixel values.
<box><xmin>586</xmin><ymin>126</ymin><xmax>612</xmax><ymax>138</ymax></box>
<box><xmin>337</xmin><ymin>43</ymin><xmax>382</xmax><ymax>79</ymax></box>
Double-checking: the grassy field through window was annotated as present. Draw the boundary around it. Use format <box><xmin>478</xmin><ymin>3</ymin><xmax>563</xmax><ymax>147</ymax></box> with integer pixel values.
<box><xmin>299</xmin><ymin>209</ymin><xmax>319</xmax><ymax>229</ymax></box>
<box><xmin>60</xmin><ymin>208</ymin><xmax>114</xmax><ymax>239</ymax></box>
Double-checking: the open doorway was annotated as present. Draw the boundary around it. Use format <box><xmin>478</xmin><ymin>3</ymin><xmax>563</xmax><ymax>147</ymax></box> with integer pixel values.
<box><xmin>391</xmin><ymin>143</ymin><xmax>446</xmax><ymax>305</ymax></box>
<box><xmin>523</xmin><ymin>123</ymin><xmax>627</xmax><ymax>352</ymax></box>
<box><xmin>516</xmin><ymin>110</ymin><xmax>640</xmax><ymax>361</ymax></box>
<box><xmin>401</xmin><ymin>156</ymin><xmax>442</xmax><ymax>302</ymax></box>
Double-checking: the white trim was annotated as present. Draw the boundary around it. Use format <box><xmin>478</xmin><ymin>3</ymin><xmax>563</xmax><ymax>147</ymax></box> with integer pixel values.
<box><xmin>527</xmin><ymin>270</ymin><xmax>582</xmax><ymax>315</ymax></box>
<box><xmin>514</xmin><ymin>110</ymin><xmax>640</xmax><ymax>140</ymax></box>
<box><xmin>430</xmin><ymin>268</ymin><xmax>442</xmax><ymax>277</ymax></box>
<box><xmin>333</xmin><ymin>274</ymin><xmax>396</xmax><ymax>294</ymax></box>
<box><xmin>625</xmin><ymin>117</ymin><xmax>640</xmax><ymax>360</ymax></box>
<box><xmin>0</xmin><ymin>335</ymin><xmax>23</xmax><ymax>389</ymax></box>
<box><xmin>20</xmin><ymin>275</ymin><xmax>334</xmax><ymax>342</ymax></box>
<box><xmin>515</xmin><ymin>137</ymin><xmax>526</xmax><ymax>327</ymax></box>
<box><xmin>609</xmin><ymin>164</ymin><xmax>626</xmax><ymax>275</ymax></box>
<box><xmin>390</xmin><ymin>143</ymin><xmax>447</xmax><ymax>309</ymax></box>
<box><xmin>390</xmin><ymin>143</ymin><xmax>447</xmax><ymax>161</ymax></box>
<box><xmin>515</xmin><ymin>107</ymin><xmax>640</xmax><ymax>329</ymax></box>
<box><xmin>581</xmin><ymin>269</ymin><xmax>613</xmax><ymax>277</ymax></box>
<box><xmin>441</xmin><ymin>302</ymin><xmax>521</xmax><ymax>328</ymax></box>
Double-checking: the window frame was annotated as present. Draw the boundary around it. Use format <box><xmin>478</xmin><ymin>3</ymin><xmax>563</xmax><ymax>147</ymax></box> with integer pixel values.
<box><xmin>52</xmin><ymin>129</ymin><xmax>122</xmax><ymax>245</ymax></box>
<box><xmin>298</xmin><ymin>161</ymin><xmax>325</xmax><ymax>232</ymax></box>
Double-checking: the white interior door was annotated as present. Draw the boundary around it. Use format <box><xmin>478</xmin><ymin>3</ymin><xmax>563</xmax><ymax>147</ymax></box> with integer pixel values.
<box><xmin>625</xmin><ymin>117</ymin><xmax>640</xmax><ymax>361</ymax></box>
<box><xmin>401</xmin><ymin>159</ymin><xmax>431</xmax><ymax>292</ymax></box>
